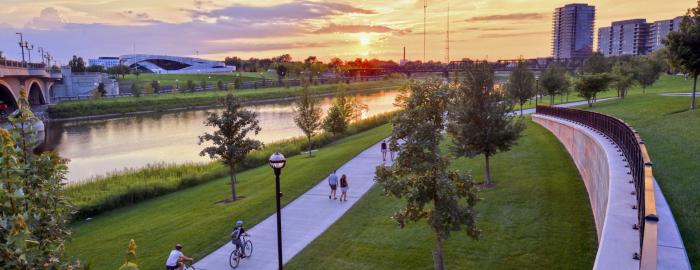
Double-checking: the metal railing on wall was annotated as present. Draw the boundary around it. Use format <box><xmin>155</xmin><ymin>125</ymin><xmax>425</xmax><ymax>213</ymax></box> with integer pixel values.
<box><xmin>535</xmin><ymin>105</ymin><xmax>658</xmax><ymax>270</ymax></box>
<box><xmin>0</xmin><ymin>59</ymin><xmax>47</xmax><ymax>69</ymax></box>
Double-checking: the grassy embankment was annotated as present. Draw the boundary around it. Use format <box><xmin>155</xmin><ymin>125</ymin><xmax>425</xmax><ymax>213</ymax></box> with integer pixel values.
<box><xmin>581</xmin><ymin>75</ymin><xmax>699</xmax><ymax>268</ymax></box>
<box><xmin>118</xmin><ymin>72</ymin><xmax>280</xmax><ymax>88</ymax></box>
<box><xmin>286</xmin><ymin>120</ymin><xmax>597</xmax><ymax>269</ymax></box>
<box><xmin>67</xmin><ymin>113</ymin><xmax>394</xmax><ymax>220</ymax></box>
<box><xmin>66</xmin><ymin>123</ymin><xmax>392</xmax><ymax>270</ymax></box>
<box><xmin>48</xmin><ymin>79</ymin><xmax>405</xmax><ymax>119</ymax></box>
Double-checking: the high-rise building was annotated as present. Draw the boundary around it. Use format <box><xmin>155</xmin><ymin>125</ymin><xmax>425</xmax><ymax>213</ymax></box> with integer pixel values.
<box><xmin>552</xmin><ymin>3</ymin><xmax>596</xmax><ymax>60</ymax></box>
<box><xmin>597</xmin><ymin>19</ymin><xmax>649</xmax><ymax>57</ymax></box>
<box><xmin>648</xmin><ymin>16</ymin><xmax>685</xmax><ymax>53</ymax></box>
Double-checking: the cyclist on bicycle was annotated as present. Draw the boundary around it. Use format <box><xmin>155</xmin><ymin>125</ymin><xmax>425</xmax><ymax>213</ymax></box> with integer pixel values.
<box><xmin>165</xmin><ymin>244</ymin><xmax>193</xmax><ymax>270</ymax></box>
<box><xmin>230</xmin><ymin>220</ymin><xmax>248</xmax><ymax>256</ymax></box>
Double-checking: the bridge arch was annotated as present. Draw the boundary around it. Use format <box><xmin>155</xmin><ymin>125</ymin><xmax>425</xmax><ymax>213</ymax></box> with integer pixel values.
<box><xmin>27</xmin><ymin>81</ymin><xmax>46</xmax><ymax>106</ymax></box>
<box><xmin>0</xmin><ymin>81</ymin><xmax>18</xmax><ymax>117</ymax></box>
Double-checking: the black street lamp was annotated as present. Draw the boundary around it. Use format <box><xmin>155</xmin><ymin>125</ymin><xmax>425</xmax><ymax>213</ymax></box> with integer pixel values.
<box><xmin>268</xmin><ymin>152</ymin><xmax>286</xmax><ymax>270</ymax></box>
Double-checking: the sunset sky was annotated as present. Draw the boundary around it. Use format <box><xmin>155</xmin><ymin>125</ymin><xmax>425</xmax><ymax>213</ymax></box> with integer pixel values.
<box><xmin>0</xmin><ymin>0</ymin><xmax>695</xmax><ymax>64</ymax></box>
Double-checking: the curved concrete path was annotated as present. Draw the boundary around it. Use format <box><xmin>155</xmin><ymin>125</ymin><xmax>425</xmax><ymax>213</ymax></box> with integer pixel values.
<box><xmin>194</xmin><ymin>140</ymin><xmax>393</xmax><ymax>270</ymax></box>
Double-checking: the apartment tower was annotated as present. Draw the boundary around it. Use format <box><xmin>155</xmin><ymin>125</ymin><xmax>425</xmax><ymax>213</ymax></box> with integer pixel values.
<box><xmin>552</xmin><ymin>3</ymin><xmax>596</xmax><ymax>60</ymax></box>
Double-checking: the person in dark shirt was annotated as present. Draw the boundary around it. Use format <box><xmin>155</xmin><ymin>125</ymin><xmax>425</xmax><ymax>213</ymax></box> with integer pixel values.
<box><xmin>339</xmin><ymin>174</ymin><xmax>349</xmax><ymax>202</ymax></box>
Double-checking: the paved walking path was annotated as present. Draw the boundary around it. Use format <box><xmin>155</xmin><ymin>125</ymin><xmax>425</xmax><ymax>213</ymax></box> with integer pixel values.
<box><xmin>194</xmin><ymin>97</ymin><xmax>612</xmax><ymax>270</ymax></box>
<box><xmin>194</xmin><ymin>140</ymin><xmax>394</xmax><ymax>270</ymax></box>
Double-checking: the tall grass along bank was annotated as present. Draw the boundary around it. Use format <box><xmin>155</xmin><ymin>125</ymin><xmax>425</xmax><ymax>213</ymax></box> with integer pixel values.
<box><xmin>67</xmin><ymin>112</ymin><xmax>396</xmax><ymax>220</ymax></box>
<box><xmin>48</xmin><ymin>80</ymin><xmax>405</xmax><ymax>119</ymax></box>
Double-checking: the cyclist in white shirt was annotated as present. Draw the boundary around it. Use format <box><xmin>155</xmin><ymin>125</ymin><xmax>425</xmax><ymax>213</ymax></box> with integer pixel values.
<box><xmin>165</xmin><ymin>244</ymin><xmax>193</xmax><ymax>270</ymax></box>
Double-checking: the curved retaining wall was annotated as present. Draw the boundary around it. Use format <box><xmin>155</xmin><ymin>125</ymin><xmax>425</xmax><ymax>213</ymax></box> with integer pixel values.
<box><xmin>533</xmin><ymin>114</ymin><xmax>690</xmax><ymax>270</ymax></box>
<box><xmin>534</xmin><ymin>114</ymin><xmax>641</xmax><ymax>269</ymax></box>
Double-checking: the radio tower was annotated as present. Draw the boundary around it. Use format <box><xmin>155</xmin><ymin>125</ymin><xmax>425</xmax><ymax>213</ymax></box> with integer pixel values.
<box><xmin>445</xmin><ymin>1</ymin><xmax>450</xmax><ymax>64</ymax></box>
<box><xmin>423</xmin><ymin>0</ymin><xmax>427</xmax><ymax>63</ymax></box>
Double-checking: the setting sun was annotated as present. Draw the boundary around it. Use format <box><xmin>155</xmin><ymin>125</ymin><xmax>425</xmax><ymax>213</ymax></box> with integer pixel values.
<box><xmin>359</xmin><ymin>34</ymin><xmax>370</xmax><ymax>46</ymax></box>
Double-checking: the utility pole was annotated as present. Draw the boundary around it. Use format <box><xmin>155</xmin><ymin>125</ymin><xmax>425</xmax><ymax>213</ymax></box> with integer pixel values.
<box><xmin>26</xmin><ymin>42</ymin><xmax>34</xmax><ymax>63</ymax></box>
<box><xmin>423</xmin><ymin>0</ymin><xmax>427</xmax><ymax>63</ymax></box>
<box><xmin>38</xmin><ymin>47</ymin><xmax>45</xmax><ymax>65</ymax></box>
<box><xmin>16</xmin><ymin>32</ymin><xmax>25</xmax><ymax>62</ymax></box>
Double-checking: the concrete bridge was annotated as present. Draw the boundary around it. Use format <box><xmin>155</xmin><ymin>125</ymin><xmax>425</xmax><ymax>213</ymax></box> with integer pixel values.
<box><xmin>0</xmin><ymin>59</ymin><xmax>62</xmax><ymax>118</ymax></box>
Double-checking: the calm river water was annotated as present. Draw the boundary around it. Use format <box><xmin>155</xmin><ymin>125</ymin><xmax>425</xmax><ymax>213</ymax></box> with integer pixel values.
<box><xmin>42</xmin><ymin>90</ymin><xmax>401</xmax><ymax>183</ymax></box>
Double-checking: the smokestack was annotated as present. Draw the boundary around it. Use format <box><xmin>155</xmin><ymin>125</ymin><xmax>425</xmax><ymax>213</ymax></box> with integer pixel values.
<box><xmin>403</xmin><ymin>47</ymin><xmax>406</xmax><ymax>62</ymax></box>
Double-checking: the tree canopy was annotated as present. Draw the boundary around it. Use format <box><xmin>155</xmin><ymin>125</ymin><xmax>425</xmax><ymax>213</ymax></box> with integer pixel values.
<box><xmin>506</xmin><ymin>61</ymin><xmax>536</xmax><ymax>114</ymax></box>
<box><xmin>664</xmin><ymin>2</ymin><xmax>700</xmax><ymax>110</ymax></box>
<box><xmin>540</xmin><ymin>63</ymin><xmax>570</xmax><ymax>104</ymax></box>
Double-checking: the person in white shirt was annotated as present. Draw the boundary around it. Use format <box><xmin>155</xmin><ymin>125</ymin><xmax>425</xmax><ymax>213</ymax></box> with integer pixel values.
<box><xmin>165</xmin><ymin>244</ymin><xmax>193</xmax><ymax>270</ymax></box>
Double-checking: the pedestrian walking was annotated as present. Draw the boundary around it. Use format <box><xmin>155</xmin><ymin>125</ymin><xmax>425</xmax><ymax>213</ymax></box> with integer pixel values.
<box><xmin>339</xmin><ymin>174</ymin><xmax>349</xmax><ymax>202</ymax></box>
<box><xmin>328</xmin><ymin>170</ymin><xmax>338</xmax><ymax>200</ymax></box>
<box><xmin>381</xmin><ymin>140</ymin><xmax>388</xmax><ymax>161</ymax></box>
<box><xmin>389</xmin><ymin>143</ymin><xmax>395</xmax><ymax>161</ymax></box>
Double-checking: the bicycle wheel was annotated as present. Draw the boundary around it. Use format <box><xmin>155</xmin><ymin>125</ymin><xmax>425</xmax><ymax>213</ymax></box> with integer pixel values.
<box><xmin>243</xmin><ymin>240</ymin><xmax>253</xmax><ymax>258</ymax></box>
<box><xmin>229</xmin><ymin>249</ymin><xmax>240</xmax><ymax>269</ymax></box>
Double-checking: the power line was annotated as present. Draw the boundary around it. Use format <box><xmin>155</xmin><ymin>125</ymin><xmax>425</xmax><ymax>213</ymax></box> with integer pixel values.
<box><xmin>446</xmin><ymin>0</ymin><xmax>450</xmax><ymax>64</ymax></box>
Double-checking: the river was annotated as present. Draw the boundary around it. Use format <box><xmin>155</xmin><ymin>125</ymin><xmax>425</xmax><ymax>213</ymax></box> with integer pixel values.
<box><xmin>41</xmin><ymin>89</ymin><xmax>402</xmax><ymax>183</ymax></box>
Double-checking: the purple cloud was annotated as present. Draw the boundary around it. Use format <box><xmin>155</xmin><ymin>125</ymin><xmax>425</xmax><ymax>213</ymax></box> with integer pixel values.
<box><xmin>465</xmin><ymin>13</ymin><xmax>548</xmax><ymax>22</ymax></box>
<box><xmin>192</xmin><ymin>1</ymin><xmax>375</xmax><ymax>21</ymax></box>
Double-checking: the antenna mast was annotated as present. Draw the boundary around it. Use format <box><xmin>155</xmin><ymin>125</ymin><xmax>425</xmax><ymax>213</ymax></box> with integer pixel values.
<box><xmin>423</xmin><ymin>0</ymin><xmax>427</xmax><ymax>63</ymax></box>
<box><xmin>446</xmin><ymin>1</ymin><xmax>450</xmax><ymax>64</ymax></box>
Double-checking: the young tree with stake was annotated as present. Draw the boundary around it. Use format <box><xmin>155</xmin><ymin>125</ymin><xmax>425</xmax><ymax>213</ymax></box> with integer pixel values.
<box><xmin>540</xmin><ymin>63</ymin><xmax>569</xmax><ymax>105</ymax></box>
<box><xmin>375</xmin><ymin>79</ymin><xmax>479</xmax><ymax>270</ymax></box>
<box><xmin>199</xmin><ymin>94</ymin><xmax>262</xmax><ymax>201</ymax></box>
<box><xmin>294</xmin><ymin>84</ymin><xmax>322</xmax><ymax>157</ymax></box>
<box><xmin>506</xmin><ymin>61</ymin><xmax>536</xmax><ymax>115</ymax></box>
<box><xmin>447</xmin><ymin>62</ymin><xmax>525</xmax><ymax>187</ymax></box>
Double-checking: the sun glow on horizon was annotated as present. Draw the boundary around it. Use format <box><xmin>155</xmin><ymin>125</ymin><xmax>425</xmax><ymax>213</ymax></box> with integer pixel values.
<box><xmin>359</xmin><ymin>34</ymin><xmax>370</xmax><ymax>46</ymax></box>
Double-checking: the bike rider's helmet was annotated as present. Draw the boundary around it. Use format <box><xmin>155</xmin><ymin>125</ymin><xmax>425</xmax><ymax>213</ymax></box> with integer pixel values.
<box><xmin>236</xmin><ymin>220</ymin><xmax>243</xmax><ymax>227</ymax></box>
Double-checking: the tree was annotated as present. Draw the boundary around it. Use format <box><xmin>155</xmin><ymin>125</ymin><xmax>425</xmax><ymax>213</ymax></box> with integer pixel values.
<box><xmin>611</xmin><ymin>61</ymin><xmax>636</xmax><ymax>99</ymax></box>
<box><xmin>108</xmin><ymin>65</ymin><xmax>130</xmax><ymax>78</ymax></box>
<box><xmin>540</xmin><ymin>63</ymin><xmax>569</xmax><ymax>104</ymax></box>
<box><xmin>96</xmin><ymin>82</ymin><xmax>107</xmax><ymax>97</ymax></box>
<box><xmin>575</xmin><ymin>73</ymin><xmax>614</xmax><ymax>107</ymax></box>
<box><xmin>131</xmin><ymin>83</ymin><xmax>141</xmax><ymax>97</ymax></box>
<box><xmin>375</xmin><ymin>79</ymin><xmax>479</xmax><ymax>270</ymax></box>
<box><xmin>634</xmin><ymin>57</ymin><xmax>663</xmax><ymax>94</ymax></box>
<box><xmin>581</xmin><ymin>52</ymin><xmax>610</xmax><ymax>74</ymax></box>
<box><xmin>0</xmin><ymin>89</ymin><xmax>77</xmax><ymax>269</ymax></box>
<box><xmin>506</xmin><ymin>61</ymin><xmax>536</xmax><ymax>115</ymax></box>
<box><xmin>322</xmin><ymin>90</ymin><xmax>354</xmax><ymax>134</ymax></box>
<box><xmin>186</xmin><ymin>80</ymin><xmax>195</xmax><ymax>93</ymax></box>
<box><xmin>664</xmin><ymin>2</ymin><xmax>700</xmax><ymax>110</ymax></box>
<box><xmin>150</xmin><ymin>80</ymin><xmax>160</xmax><ymax>94</ymax></box>
<box><xmin>199</xmin><ymin>94</ymin><xmax>262</xmax><ymax>201</ymax></box>
<box><xmin>86</xmin><ymin>65</ymin><xmax>105</xmax><ymax>73</ymax></box>
<box><xmin>293</xmin><ymin>85</ymin><xmax>322</xmax><ymax>157</ymax></box>
<box><xmin>132</xmin><ymin>69</ymin><xmax>141</xmax><ymax>80</ymax></box>
<box><xmin>277</xmin><ymin>65</ymin><xmax>288</xmax><ymax>84</ymax></box>
<box><xmin>447</xmin><ymin>62</ymin><xmax>525</xmax><ymax>187</ymax></box>
<box><xmin>68</xmin><ymin>55</ymin><xmax>86</xmax><ymax>72</ymax></box>
<box><xmin>217</xmin><ymin>80</ymin><xmax>225</xmax><ymax>91</ymax></box>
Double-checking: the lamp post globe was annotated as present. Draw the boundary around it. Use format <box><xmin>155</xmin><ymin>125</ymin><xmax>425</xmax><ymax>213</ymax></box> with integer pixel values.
<box><xmin>268</xmin><ymin>151</ymin><xmax>286</xmax><ymax>270</ymax></box>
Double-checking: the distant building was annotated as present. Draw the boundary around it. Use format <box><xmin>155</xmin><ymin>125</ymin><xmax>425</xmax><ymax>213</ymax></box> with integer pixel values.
<box><xmin>88</xmin><ymin>57</ymin><xmax>120</xmax><ymax>69</ymax></box>
<box><xmin>648</xmin><ymin>16</ymin><xmax>685</xmax><ymax>53</ymax></box>
<box><xmin>552</xmin><ymin>3</ymin><xmax>596</xmax><ymax>60</ymax></box>
<box><xmin>597</xmin><ymin>19</ymin><xmax>649</xmax><ymax>57</ymax></box>
<box><xmin>120</xmin><ymin>54</ymin><xmax>235</xmax><ymax>74</ymax></box>
<box><xmin>597</xmin><ymin>16</ymin><xmax>684</xmax><ymax>56</ymax></box>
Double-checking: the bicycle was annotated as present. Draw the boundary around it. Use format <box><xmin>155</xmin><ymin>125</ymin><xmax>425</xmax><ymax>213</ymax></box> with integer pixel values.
<box><xmin>182</xmin><ymin>260</ymin><xmax>198</xmax><ymax>270</ymax></box>
<box><xmin>229</xmin><ymin>234</ymin><xmax>253</xmax><ymax>269</ymax></box>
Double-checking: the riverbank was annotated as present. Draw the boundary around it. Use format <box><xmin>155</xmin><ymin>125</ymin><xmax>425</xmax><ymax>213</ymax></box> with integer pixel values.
<box><xmin>48</xmin><ymin>79</ymin><xmax>406</xmax><ymax>119</ymax></box>
<box><xmin>66</xmin><ymin>123</ymin><xmax>393</xmax><ymax>270</ymax></box>
<box><xmin>66</xmin><ymin>112</ymin><xmax>395</xmax><ymax>220</ymax></box>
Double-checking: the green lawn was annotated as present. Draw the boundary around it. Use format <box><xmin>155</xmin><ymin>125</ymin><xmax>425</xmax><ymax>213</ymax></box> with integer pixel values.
<box><xmin>119</xmin><ymin>72</ymin><xmax>279</xmax><ymax>87</ymax></box>
<box><xmin>582</xmin><ymin>75</ymin><xmax>699</xmax><ymax>268</ymax></box>
<box><xmin>48</xmin><ymin>79</ymin><xmax>405</xmax><ymax>118</ymax></box>
<box><xmin>286</xmin><ymin>120</ymin><xmax>598</xmax><ymax>269</ymax></box>
<box><xmin>66</xmin><ymin>124</ymin><xmax>392</xmax><ymax>270</ymax></box>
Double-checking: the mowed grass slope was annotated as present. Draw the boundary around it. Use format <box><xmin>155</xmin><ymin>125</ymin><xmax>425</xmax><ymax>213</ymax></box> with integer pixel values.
<box><xmin>66</xmin><ymin>124</ymin><xmax>391</xmax><ymax>270</ymax></box>
<box><xmin>584</xmin><ymin>75</ymin><xmax>699</xmax><ymax>267</ymax></box>
<box><xmin>286</xmin><ymin>120</ymin><xmax>598</xmax><ymax>269</ymax></box>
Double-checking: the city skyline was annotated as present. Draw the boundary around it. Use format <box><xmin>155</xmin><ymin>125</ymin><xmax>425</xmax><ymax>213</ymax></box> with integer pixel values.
<box><xmin>0</xmin><ymin>0</ymin><xmax>694</xmax><ymax>64</ymax></box>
